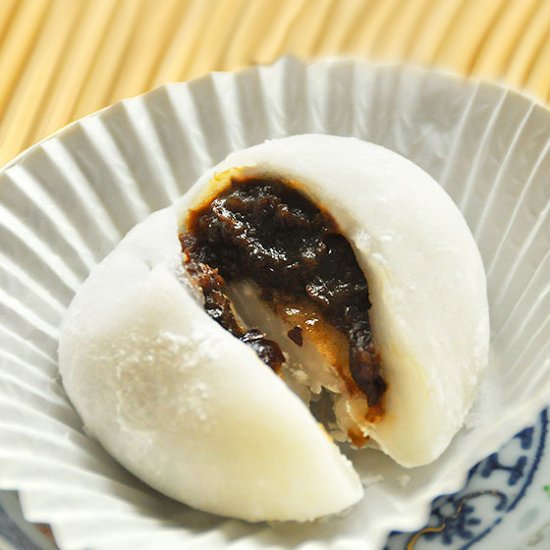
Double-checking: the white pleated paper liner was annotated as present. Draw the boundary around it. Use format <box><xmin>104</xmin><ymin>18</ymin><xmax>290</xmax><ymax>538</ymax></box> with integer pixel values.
<box><xmin>0</xmin><ymin>57</ymin><xmax>548</xmax><ymax>550</ymax></box>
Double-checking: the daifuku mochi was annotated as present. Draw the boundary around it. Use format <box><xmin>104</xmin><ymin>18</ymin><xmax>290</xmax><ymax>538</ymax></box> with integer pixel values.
<box><xmin>59</xmin><ymin>134</ymin><xmax>489</xmax><ymax>522</ymax></box>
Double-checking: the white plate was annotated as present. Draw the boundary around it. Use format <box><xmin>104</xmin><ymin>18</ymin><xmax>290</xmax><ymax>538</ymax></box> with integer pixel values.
<box><xmin>0</xmin><ymin>409</ymin><xmax>548</xmax><ymax>549</ymax></box>
<box><xmin>0</xmin><ymin>57</ymin><xmax>548</xmax><ymax>550</ymax></box>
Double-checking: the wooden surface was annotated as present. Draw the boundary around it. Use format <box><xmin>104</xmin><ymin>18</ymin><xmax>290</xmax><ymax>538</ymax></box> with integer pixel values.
<box><xmin>0</xmin><ymin>0</ymin><xmax>549</xmax><ymax>165</ymax></box>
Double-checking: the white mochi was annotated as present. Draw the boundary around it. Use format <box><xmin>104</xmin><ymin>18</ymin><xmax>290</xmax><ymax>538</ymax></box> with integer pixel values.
<box><xmin>59</xmin><ymin>208</ymin><xmax>363</xmax><ymax>522</ymax></box>
<box><xmin>59</xmin><ymin>134</ymin><xmax>489</xmax><ymax>521</ymax></box>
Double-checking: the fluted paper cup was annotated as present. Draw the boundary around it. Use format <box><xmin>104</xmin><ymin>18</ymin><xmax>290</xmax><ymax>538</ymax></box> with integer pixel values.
<box><xmin>0</xmin><ymin>57</ymin><xmax>548</xmax><ymax>550</ymax></box>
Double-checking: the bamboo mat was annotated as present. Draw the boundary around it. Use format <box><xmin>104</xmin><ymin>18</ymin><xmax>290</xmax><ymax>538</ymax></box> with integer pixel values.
<box><xmin>0</xmin><ymin>0</ymin><xmax>549</xmax><ymax>166</ymax></box>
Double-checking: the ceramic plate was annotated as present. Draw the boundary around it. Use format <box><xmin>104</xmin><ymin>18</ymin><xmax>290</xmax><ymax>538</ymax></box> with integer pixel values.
<box><xmin>0</xmin><ymin>409</ymin><xmax>548</xmax><ymax>548</ymax></box>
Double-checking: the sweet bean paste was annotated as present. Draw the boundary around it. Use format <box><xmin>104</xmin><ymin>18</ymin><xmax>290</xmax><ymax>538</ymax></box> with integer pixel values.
<box><xmin>179</xmin><ymin>176</ymin><xmax>387</xmax><ymax>406</ymax></box>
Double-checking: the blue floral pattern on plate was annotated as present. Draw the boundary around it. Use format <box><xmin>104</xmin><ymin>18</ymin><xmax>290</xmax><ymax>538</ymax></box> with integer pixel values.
<box><xmin>387</xmin><ymin>408</ymin><xmax>549</xmax><ymax>549</ymax></box>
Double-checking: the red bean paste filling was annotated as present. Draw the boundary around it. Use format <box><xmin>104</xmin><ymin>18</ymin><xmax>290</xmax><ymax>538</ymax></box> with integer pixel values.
<box><xmin>179</xmin><ymin>177</ymin><xmax>387</xmax><ymax>406</ymax></box>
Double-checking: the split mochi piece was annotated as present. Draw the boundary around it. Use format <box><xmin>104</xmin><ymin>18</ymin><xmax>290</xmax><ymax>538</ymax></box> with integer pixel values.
<box><xmin>177</xmin><ymin>134</ymin><xmax>489</xmax><ymax>467</ymax></box>
<box><xmin>59</xmin><ymin>208</ymin><xmax>363</xmax><ymax>522</ymax></box>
